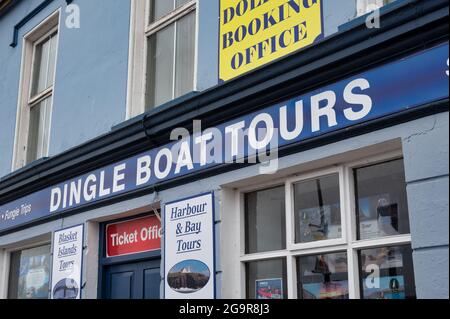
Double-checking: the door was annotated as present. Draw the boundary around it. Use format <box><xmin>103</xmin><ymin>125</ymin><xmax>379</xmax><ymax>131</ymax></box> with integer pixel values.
<box><xmin>103</xmin><ymin>259</ymin><xmax>161</xmax><ymax>299</ymax></box>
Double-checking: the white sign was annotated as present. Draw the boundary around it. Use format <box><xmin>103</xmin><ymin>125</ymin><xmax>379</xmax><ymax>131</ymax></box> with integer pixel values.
<box><xmin>164</xmin><ymin>193</ymin><xmax>215</xmax><ymax>299</ymax></box>
<box><xmin>51</xmin><ymin>224</ymin><xmax>84</xmax><ymax>299</ymax></box>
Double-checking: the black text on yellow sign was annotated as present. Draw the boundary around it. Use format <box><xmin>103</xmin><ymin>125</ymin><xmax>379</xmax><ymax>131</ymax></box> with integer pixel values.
<box><xmin>219</xmin><ymin>0</ymin><xmax>323</xmax><ymax>81</ymax></box>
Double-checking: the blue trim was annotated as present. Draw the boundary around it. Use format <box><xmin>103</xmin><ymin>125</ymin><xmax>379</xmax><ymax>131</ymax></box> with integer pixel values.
<box><xmin>211</xmin><ymin>191</ymin><xmax>217</xmax><ymax>299</ymax></box>
<box><xmin>163</xmin><ymin>206</ymin><xmax>166</xmax><ymax>299</ymax></box>
<box><xmin>9</xmin><ymin>0</ymin><xmax>73</xmax><ymax>48</ymax></box>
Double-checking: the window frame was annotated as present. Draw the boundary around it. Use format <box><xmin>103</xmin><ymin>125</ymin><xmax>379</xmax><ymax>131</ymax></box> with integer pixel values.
<box><xmin>237</xmin><ymin>149</ymin><xmax>413</xmax><ymax>299</ymax></box>
<box><xmin>0</xmin><ymin>238</ymin><xmax>52</xmax><ymax>299</ymax></box>
<box><xmin>28</xmin><ymin>26</ymin><xmax>58</xmax><ymax>106</ymax></box>
<box><xmin>12</xmin><ymin>9</ymin><xmax>60</xmax><ymax>171</ymax></box>
<box><xmin>126</xmin><ymin>0</ymin><xmax>198</xmax><ymax>119</ymax></box>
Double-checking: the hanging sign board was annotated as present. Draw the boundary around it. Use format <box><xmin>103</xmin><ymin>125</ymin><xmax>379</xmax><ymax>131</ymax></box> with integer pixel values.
<box><xmin>164</xmin><ymin>193</ymin><xmax>215</xmax><ymax>299</ymax></box>
<box><xmin>0</xmin><ymin>43</ymin><xmax>448</xmax><ymax>235</ymax></box>
<box><xmin>51</xmin><ymin>224</ymin><xmax>84</xmax><ymax>299</ymax></box>
<box><xmin>106</xmin><ymin>215</ymin><xmax>162</xmax><ymax>258</ymax></box>
<box><xmin>219</xmin><ymin>0</ymin><xmax>324</xmax><ymax>81</ymax></box>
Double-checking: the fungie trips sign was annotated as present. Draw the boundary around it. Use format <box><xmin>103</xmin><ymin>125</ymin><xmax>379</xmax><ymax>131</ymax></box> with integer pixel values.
<box><xmin>219</xmin><ymin>0</ymin><xmax>323</xmax><ymax>81</ymax></box>
<box><xmin>0</xmin><ymin>43</ymin><xmax>448</xmax><ymax>234</ymax></box>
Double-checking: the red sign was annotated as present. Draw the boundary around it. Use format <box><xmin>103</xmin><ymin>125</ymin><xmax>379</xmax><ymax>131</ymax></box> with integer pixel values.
<box><xmin>106</xmin><ymin>215</ymin><xmax>161</xmax><ymax>257</ymax></box>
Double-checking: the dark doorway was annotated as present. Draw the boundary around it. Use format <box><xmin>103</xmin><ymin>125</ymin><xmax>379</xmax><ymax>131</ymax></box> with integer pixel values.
<box><xmin>103</xmin><ymin>259</ymin><xmax>161</xmax><ymax>299</ymax></box>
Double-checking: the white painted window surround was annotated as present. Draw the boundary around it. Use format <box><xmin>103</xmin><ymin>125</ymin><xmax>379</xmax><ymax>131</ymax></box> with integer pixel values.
<box><xmin>126</xmin><ymin>0</ymin><xmax>197</xmax><ymax>119</ymax></box>
<box><xmin>12</xmin><ymin>9</ymin><xmax>60</xmax><ymax>171</ymax></box>
<box><xmin>220</xmin><ymin>149</ymin><xmax>413</xmax><ymax>299</ymax></box>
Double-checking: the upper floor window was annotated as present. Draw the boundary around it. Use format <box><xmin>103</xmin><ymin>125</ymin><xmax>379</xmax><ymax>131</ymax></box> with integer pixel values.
<box><xmin>27</xmin><ymin>31</ymin><xmax>58</xmax><ymax>164</ymax></box>
<box><xmin>12</xmin><ymin>10</ymin><xmax>59</xmax><ymax>170</ymax></box>
<box><xmin>128</xmin><ymin>0</ymin><xmax>197</xmax><ymax>117</ymax></box>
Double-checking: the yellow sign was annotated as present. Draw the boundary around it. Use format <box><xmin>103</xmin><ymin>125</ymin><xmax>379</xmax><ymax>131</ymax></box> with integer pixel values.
<box><xmin>219</xmin><ymin>0</ymin><xmax>323</xmax><ymax>82</ymax></box>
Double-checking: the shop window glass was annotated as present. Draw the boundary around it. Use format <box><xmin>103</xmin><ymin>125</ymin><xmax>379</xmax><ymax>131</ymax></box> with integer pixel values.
<box><xmin>8</xmin><ymin>245</ymin><xmax>51</xmax><ymax>299</ymax></box>
<box><xmin>297</xmin><ymin>252</ymin><xmax>349</xmax><ymax>299</ymax></box>
<box><xmin>355</xmin><ymin>159</ymin><xmax>410</xmax><ymax>240</ymax></box>
<box><xmin>245</xmin><ymin>186</ymin><xmax>286</xmax><ymax>254</ymax></box>
<box><xmin>246</xmin><ymin>259</ymin><xmax>287</xmax><ymax>299</ymax></box>
<box><xmin>294</xmin><ymin>174</ymin><xmax>342</xmax><ymax>243</ymax></box>
<box><xmin>359</xmin><ymin>245</ymin><xmax>416</xmax><ymax>299</ymax></box>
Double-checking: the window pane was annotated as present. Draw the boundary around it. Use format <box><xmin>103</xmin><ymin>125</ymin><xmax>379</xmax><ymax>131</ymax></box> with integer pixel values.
<box><xmin>27</xmin><ymin>97</ymin><xmax>52</xmax><ymax>164</ymax></box>
<box><xmin>297</xmin><ymin>252</ymin><xmax>349</xmax><ymax>299</ymax></box>
<box><xmin>149</xmin><ymin>0</ymin><xmax>174</xmax><ymax>23</ymax></box>
<box><xmin>245</xmin><ymin>186</ymin><xmax>286</xmax><ymax>254</ymax></box>
<box><xmin>146</xmin><ymin>24</ymin><xmax>175</xmax><ymax>109</ymax></box>
<box><xmin>176</xmin><ymin>0</ymin><xmax>191</xmax><ymax>8</ymax></box>
<box><xmin>8</xmin><ymin>245</ymin><xmax>51</xmax><ymax>299</ymax></box>
<box><xmin>31</xmin><ymin>37</ymin><xmax>51</xmax><ymax>96</ymax></box>
<box><xmin>359</xmin><ymin>245</ymin><xmax>416</xmax><ymax>299</ymax></box>
<box><xmin>355</xmin><ymin>159</ymin><xmax>410</xmax><ymax>240</ymax></box>
<box><xmin>175</xmin><ymin>11</ymin><xmax>196</xmax><ymax>98</ymax></box>
<box><xmin>46</xmin><ymin>34</ymin><xmax>58</xmax><ymax>88</ymax></box>
<box><xmin>246</xmin><ymin>259</ymin><xmax>287</xmax><ymax>299</ymax></box>
<box><xmin>294</xmin><ymin>174</ymin><xmax>342</xmax><ymax>243</ymax></box>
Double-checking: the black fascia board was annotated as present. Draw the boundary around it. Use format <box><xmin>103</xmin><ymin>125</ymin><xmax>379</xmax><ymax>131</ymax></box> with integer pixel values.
<box><xmin>0</xmin><ymin>0</ymin><xmax>448</xmax><ymax>204</ymax></box>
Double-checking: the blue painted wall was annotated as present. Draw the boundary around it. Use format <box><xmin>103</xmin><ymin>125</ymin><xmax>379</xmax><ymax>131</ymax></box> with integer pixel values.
<box><xmin>0</xmin><ymin>0</ymin><xmax>131</xmax><ymax>178</ymax></box>
<box><xmin>0</xmin><ymin>0</ymin><xmax>356</xmax><ymax>178</ymax></box>
<box><xmin>403</xmin><ymin>113</ymin><xmax>449</xmax><ymax>299</ymax></box>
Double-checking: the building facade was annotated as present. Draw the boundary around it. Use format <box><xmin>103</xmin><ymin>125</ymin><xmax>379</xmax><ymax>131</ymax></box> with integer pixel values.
<box><xmin>0</xmin><ymin>0</ymin><xmax>448</xmax><ymax>299</ymax></box>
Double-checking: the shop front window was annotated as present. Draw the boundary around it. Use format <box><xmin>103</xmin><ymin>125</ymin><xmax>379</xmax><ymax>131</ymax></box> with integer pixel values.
<box><xmin>8</xmin><ymin>245</ymin><xmax>51</xmax><ymax>299</ymax></box>
<box><xmin>246</xmin><ymin>259</ymin><xmax>288</xmax><ymax>299</ymax></box>
<box><xmin>359</xmin><ymin>245</ymin><xmax>416</xmax><ymax>299</ymax></box>
<box><xmin>294</xmin><ymin>174</ymin><xmax>342</xmax><ymax>243</ymax></box>
<box><xmin>245</xmin><ymin>186</ymin><xmax>286</xmax><ymax>254</ymax></box>
<box><xmin>355</xmin><ymin>159</ymin><xmax>410</xmax><ymax>240</ymax></box>
<box><xmin>240</xmin><ymin>156</ymin><xmax>416</xmax><ymax>299</ymax></box>
<box><xmin>297</xmin><ymin>252</ymin><xmax>349</xmax><ymax>299</ymax></box>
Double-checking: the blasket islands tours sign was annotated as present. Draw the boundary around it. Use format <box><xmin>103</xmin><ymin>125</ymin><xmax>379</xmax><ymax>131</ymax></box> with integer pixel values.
<box><xmin>51</xmin><ymin>224</ymin><xmax>84</xmax><ymax>299</ymax></box>
<box><xmin>164</xmin><ymin>193</ymin><xmax>215</xmax><ymax>299</ymax></box>
<box><xmin>219</xmin><ymin>0</ymin><xmax>324</xmax><ymax>81</ymax></box>
<box><xmin>0</xmin><ymin>43</ymin><xmax>448</xmax><ymax>234</ymax></box>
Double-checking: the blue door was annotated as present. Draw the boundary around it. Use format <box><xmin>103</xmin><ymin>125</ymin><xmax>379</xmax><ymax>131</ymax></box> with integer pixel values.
<box><xmin>103</xmin><ymin>259</ymin><xmax>161</xmax><ymax>299</ymax></box>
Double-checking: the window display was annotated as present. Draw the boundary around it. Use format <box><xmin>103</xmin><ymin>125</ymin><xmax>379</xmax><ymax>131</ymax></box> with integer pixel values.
<box><xmin>359</xmin><ymin>245</ymin><xmax>416</xmax><ymax>299</ymax></box>
<box><xmin>294</xmin><ymin>174</ymin><xmax>342</xmax><ymax>243</ymax></box>
<box><xmin>8</xmin><ymin>245</ymin><xmax>51</xmax><ymax>299</ymax></box>
<box><xmin>297</xmin><ymin>252</ymin><xmax>349</xmax><ymax>299</ymax></box>
<box><xmin>241</xmin><ymin>158</ymin><xmax>414</xmax><ymax>299</ymax></box>
<box><xmin>245</xmin><ymin>186</ymin><xmax>286</xmax><ymax>254</ymax></box>
<box><xmin>354</xmin><ymin>159</ymin><xmax>410</xmax><ymax>240</ymax></box>
<box><xmin>246</xmin><ymin>259</ymin><xmax>287</xmax><ymax>299</ymax></box>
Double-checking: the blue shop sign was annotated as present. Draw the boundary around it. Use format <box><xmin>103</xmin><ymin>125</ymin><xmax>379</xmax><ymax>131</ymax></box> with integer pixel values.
<box><xmin>0</xmin><ymin>43</ymin><xmax>448</xmax><ymax>233</ymax></box>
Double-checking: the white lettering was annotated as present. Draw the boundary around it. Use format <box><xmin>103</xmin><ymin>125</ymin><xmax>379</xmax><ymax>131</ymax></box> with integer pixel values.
<box><xmin>343</xmin><ymin>78</ymin><xmax>373</xmax><ymax>121</ymax></box>
<box><xmin>311</xmin><ymin>90</ymin><xmax>337</xmax><ymax>132</ymax></box>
